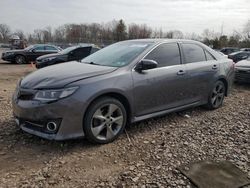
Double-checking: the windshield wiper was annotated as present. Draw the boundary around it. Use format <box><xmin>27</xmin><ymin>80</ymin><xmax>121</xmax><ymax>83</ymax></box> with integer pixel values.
<box><xmin>82</xmin><ymin>61</ymin><xmax>101</xmax><ymax>66</ymax></box>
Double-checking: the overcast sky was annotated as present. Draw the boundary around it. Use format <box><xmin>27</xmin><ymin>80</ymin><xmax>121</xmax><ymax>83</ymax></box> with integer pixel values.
<box><xmin>0</xmin><ymin>0</ymin><xmax>249</xmax><ymax>35</ymax></box>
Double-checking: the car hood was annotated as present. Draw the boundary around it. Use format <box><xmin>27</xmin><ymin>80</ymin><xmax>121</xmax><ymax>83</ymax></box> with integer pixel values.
<box><xmin>36</xmin><ymin>53</ymin><xmax>62</xmax><ymax>60</ymax></box>
<box><xmin>21</xmin><ymin>61</ymin><xmax>118</xmax><ymax>89</ymax></box>
<box><xmin>235</xmin><ymin>60</ymin><xmax>250</xmax><ymax>68</ymax></box>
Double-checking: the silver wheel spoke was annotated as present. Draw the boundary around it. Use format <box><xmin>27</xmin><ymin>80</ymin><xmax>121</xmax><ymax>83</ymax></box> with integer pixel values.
<box><xmin>112</xmin><ymin>116</ymin><xmax>123</xmax><ymax>125</ymax></box>
<box><xmin>92</xmin><ymin>122</ymin><xmax>106</xmax><ymax>137</ymax></box>
<box><xmin>106</xmin><ymin>126</ymin><xmax>115</xmax><ymax>140</ymax></box>
<box><xmin>211</xmin><ymin>96</ymin><xmax>217</xmax><ymax>105</ymax></box>
<box><xmin>93</xmin><ymin>109</ymin><xmax>106</xmax><ymax>121</ymax></box>
<box><xmin>218</xmin><ymin>93</ymin><xmax>224</xmax><ymax>98</ymax></box>
<box><xmin>107</xmin><ymin>104</ymin><xmax>118</xmax><ymax>117</ymax></box>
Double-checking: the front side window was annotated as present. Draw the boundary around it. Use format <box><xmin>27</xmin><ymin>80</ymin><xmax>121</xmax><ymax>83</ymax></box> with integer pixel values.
<box><xmin>34</xmin><ymin>46</ymin><xmax>44</xmax><ymax>51</ymax></box>
<box><xmin>145</xmin><ymin>43</ymin><xmax>181</xmax><ymax>67</ymax></box>
<box><xmin>182</xmin><ymin>43</ymin><xmax>206</xmax><ymax>63</ymax></box>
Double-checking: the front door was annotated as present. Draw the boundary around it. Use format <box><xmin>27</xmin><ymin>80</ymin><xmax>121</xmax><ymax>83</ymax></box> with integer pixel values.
<box><xmin>132</xmin><ymin>43</ymin><xmax>191</xmax><ymax>117</ymax></box>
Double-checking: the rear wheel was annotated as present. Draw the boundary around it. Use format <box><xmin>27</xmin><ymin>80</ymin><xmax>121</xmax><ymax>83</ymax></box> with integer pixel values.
<box><xmin>206</xmin><ymin>80</ymin><xmax>226</xmax><ymax>110</ymax></box>
<box><xmin>15</xmin><ymin>55</ymin><xmax>27</xmax><ymax>64</ymax></box>
<box><xmin>83</xmin><ymin>97</ymin><xmax>127</xmax><ymax>144</ymax></box>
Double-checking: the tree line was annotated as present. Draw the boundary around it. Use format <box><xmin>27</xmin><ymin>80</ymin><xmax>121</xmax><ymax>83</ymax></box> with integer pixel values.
<box><xmin>0</xmin><ymin>19</ymin><xmax>250</xmax><ymax>48</ymax></box>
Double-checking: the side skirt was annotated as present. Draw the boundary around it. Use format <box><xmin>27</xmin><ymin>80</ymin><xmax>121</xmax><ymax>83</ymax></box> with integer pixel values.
<box><xmin>132</xmin><ymin>101</ymin><xmax>204</xmax><ymax>123</ymax></box>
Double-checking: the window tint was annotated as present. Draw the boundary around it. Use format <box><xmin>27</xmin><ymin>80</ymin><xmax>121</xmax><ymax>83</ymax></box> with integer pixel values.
<box><xmin>34</xmin><ymin>46</ymin><xmax>44</xmax><ymax>51</ymax></box>
<box><xmin>45</xmin><ymin>46</ymin><xmax>58</xmax><ymax>51</ymax></box>
<box><xmin>145</xmin><ymin>43</ymin><xmax>181</xmax><ymax>67</ymax></box>
<box><xmin>205</xmin><ymin>50</ymin><xmax>215</xmax><ymax>61</ymax></box>
<box><xmin>90</xmin><ymin>47</ymin><xmax>99</xmax><ymax>54</ymax></box>
<box><xmin>182</xmin><ymin>43</ymin><xmax>206</xmax><ymax>63</ymax></box>
<box><xmin>72</xmin><ymin>47</ymin><xmax>91</xmax><ymax>58</ymax></box>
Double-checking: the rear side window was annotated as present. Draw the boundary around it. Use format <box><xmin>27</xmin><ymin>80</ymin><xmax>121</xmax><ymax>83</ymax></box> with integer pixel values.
<box><xmin>205</xmin><ymin>50</ymin><xmax>215</xmax><ymax>61</ymax></box>
<box><xmin>145</xmin><ymin>43</ymin><xmax>181</xmax><ymax>67</ymax></box>
<box><xmin>182</xmin><ymin>43</ymin><xmax>206</xmax><ymax>63</ymax></box>
<box><xmin>73</xmin><ymin>47</ymin><xmax>91</xmax><ymax>58</ymax></box>
<box><xmin>45</xmin><ymin>46</ymin><xmax>58</xmax><ymax>51</ymax></box>
<box><xmin>90</xmin><ymin>47</ymin><xmax>100</xmax><ymax>54</ymax></box>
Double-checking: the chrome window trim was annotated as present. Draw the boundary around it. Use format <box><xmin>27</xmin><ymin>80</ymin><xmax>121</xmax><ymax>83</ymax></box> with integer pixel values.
<box><xmin>132</xmin><ymin>42</ymin><xmax>183</xmax><ymax>72</ymax></box>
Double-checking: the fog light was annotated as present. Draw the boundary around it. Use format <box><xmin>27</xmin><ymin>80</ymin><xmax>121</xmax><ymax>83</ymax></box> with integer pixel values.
<box><xmin>46</xmin><ymin>121</ymin><xmax>57</xmax><ymax>132</ymax></box>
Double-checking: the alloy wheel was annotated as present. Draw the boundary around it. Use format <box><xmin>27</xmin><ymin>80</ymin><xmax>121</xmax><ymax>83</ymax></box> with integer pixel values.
<box><xmin>90</xmin><ymin>103</ymin><xmax>124</xmax><ymax>141</ymax></box>
<box><xmin>15</xmin><ymin>56</ymin><xmax>26</xmax><ymax>64</ymax></box>
<box><xmin>211</xmin><ymin>82</ymin><xmax>225</xmax><ymax>108</ymax></box>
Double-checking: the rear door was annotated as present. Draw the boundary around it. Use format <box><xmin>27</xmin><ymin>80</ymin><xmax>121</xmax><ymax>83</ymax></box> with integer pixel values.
<box><xmin>180</xmin><ymin>43</ymin><xmax>219</xmax><ymax>102</ymax></box>
<box><xmin>26</xmin><ymin>45</ymin><xmax>46</xmax><ymax>61</ymax></box>
<box><xmin>132</xmin><ymin>43</ymin><xmax>191</xmax><ymax>116</ymax></box>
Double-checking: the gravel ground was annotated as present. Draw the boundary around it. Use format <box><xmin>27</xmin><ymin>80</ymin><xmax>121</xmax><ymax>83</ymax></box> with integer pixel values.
<box><xmin>0</xmin><ymin>59</ymin><xmax>249</xmax><ymax>187</ymax></box>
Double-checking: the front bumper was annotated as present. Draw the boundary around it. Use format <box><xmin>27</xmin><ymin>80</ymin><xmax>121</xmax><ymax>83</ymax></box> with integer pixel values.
<box><xmin>2</xmin><ymin>54</ymin><xmax>15</xmax><ymax>62</ymax></box>
<box><xmin>12</xmin><ymin>93</ymin><xmax>85</xmax><ymax>140</ymax></box>
<box><xmin>235</xmin><ymin>68</ymin><xmax>250</xmax><ymax>83</ymax></box>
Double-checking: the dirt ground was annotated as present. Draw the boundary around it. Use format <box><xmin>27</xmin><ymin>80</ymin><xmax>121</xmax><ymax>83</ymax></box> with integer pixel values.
<box><xmin>0</xmin><ymin>51</ymin><xmax>249</xmax><ymax>187</ymax></box>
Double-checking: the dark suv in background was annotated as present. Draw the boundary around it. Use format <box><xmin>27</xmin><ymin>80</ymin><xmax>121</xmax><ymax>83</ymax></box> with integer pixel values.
<box><xmin>220</xmin><ymin>47</ymin><xmax>239</xmax><ymax>55</ymax></box>
<box><xmin>36</xmin><ymin>45</ymin><xmax>100</xmax><ymax>69</ymax></box>
<box><xmin>1</xmin><ymin>44</ymin><xmax>61</xmax><ymax>64</ymax></box>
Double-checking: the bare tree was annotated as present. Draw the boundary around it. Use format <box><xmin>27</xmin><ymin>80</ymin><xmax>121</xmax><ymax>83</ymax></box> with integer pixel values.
<box><xmin>243</xmin><ymin>20</ymin><xmax>250</xmax><ymax>39</ymax></box>
<box><xmin>13</xmin><ymin>29</ymin><xmax>25</xmax><ymax>40</ymax></box>
<box><xmin>0</xmin><ymin>24</ymin><xmax>11</xmax><ymax>42</ymax></box>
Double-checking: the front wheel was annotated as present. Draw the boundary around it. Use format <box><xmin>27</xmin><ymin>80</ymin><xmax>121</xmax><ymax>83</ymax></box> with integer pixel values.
<box><xmin>15</xmin><ymin>55</ymin><xmax>27</xmax><ymax>64</ymax></box>
<box><xmin>206</xmin><ymin>80</ymin><xmax>226</xmax><ymax>110</ymax></box>
<box><xmin>83</xmin><ymin>97</ymin><xmax>127</xmax><ymax>144</ymax></box>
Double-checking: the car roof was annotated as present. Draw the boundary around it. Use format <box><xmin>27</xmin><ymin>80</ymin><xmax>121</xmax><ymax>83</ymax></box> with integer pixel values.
<box><xmin>125</xmin><ymin>38</ymin><xmax>201</xmax><ymax>43</ymax></box>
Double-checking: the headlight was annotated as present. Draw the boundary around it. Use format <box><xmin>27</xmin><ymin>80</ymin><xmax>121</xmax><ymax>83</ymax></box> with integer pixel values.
<box><xmin>41</xmin><ymin>57</ymin><xmax>56</xmax><ymax>62</ymax></box>
<box><xmin>5</xmin><ymin>52</ymin><xmax>15</xmax><ymax>56</ymax></box>
<box><xmin>34</xmin><ymin>86</ymin><xmax>79</xmax><ymax>102</ymax></box>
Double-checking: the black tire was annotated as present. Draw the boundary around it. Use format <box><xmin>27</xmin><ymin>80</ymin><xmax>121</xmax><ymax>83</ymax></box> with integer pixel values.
<box><xmin>15</xmin><ymin>55</ymin><xmax>27</xmax><ymax>64</ymax></box>
<box><xmin>83</xmin><ymin>97</ymin><xmax>127</xmax><ymax>144</ymax></box>
<box><xmin>205</xmin><ymin>80</ymin><xmax>226</xmax><ymax>110</ymax></box>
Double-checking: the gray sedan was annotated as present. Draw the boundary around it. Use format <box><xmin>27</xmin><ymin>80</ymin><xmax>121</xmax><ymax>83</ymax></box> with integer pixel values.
<box><xmin>12</xmin><ymin>39</ymin><xmax>235</xmax><ymax>144</ymax></box>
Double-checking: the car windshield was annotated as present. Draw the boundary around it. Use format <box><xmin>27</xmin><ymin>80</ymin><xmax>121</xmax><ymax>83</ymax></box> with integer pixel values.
<box><xmin>59</xmin><ymin>46</ymin><xmax>78</xmax><ymax>54</ymax></box>
<box><xmin>81</xmin><ymin>41</ymin><xmax>154</xmax><ymax>67</ymax></box>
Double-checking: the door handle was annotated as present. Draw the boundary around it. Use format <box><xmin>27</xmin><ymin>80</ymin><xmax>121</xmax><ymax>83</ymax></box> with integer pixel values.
<box><xmin>177</xmin><ymin>70</ymin><xmax>185</xmax><ymax>75</ymax></box>
<box><xmin>212</xmin><ymin>65</ymin><xmax>218</xmax><ymax>70</ymax></box>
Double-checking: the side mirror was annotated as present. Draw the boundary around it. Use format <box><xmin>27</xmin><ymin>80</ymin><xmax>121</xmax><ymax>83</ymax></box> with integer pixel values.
<box><xmin>31</xmin><ymin>49</ymin><xmax>36</xmax><ymax>53</ymax></box>
<box><xmin>135</xmin><ymin>59</ymin><xmax>158</xmax><ymax>72</ymax></box>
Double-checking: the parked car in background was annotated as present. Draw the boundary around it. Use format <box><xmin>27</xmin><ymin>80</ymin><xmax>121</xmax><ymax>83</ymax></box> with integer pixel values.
<box><xmin>216</xmin><ymin>50</ymin><xmax>228</xmax><ymax>58</ymax></box>
<box><xmin>1</xmin><ymin>44</ymin><xmax>61</xmax><ymax>64</ymax></box>
<box><xmin>240</xmin><ymin>48</ymin><xmax>250</xmax><ymax>52</ymax></box>
<box><xmin>220</xmin><ymin>47</ymin><xmax>239</xmax><ymax>55</ymax></box>
<box><xmin>36</xmin><ymin>45</ymin><xmax>100</xmax><ymax>69</ymax></box>
<box><xmin>235</xmin><ymin>57</ymin><xmax>250</xmax><ymax>83</ymax></box>
<box><xmin>12</xmin><ymin>39</ymin><xmax>234</xmax><ymax>144</ymax></box>
<box><xmin>228</xmin><ymin>51</ymin><xmax>250</xmax><ymax>63</ymax></box>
